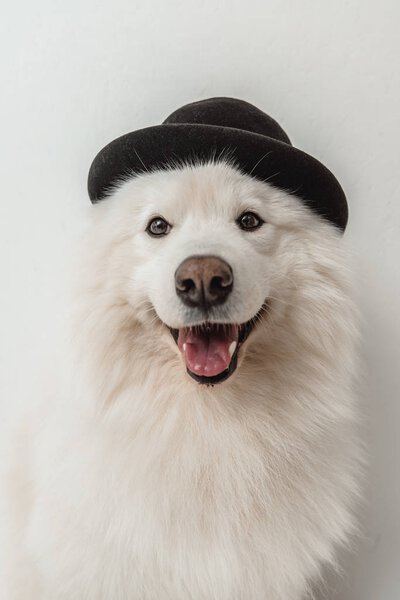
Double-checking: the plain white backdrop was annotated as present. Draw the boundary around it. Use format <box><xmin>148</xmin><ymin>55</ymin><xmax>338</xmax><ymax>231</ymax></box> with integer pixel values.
<box><xmin>0</xmin><ymin>1</ymin><xmax>399</xmax><ymax>598</ymax></box>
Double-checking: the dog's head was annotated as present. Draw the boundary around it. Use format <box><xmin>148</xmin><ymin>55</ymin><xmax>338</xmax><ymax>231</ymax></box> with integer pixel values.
<box><xmin>84</xmin><ymin>161</ymin><xmax>349</xmax><ymax>387</ymax></box>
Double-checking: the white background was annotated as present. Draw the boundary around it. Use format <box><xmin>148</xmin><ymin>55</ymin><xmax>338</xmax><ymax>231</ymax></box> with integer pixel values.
<box><xmin>0</xmin><ymin>1</ymin><xmax>399</xmax><ymax>598</ymax></box>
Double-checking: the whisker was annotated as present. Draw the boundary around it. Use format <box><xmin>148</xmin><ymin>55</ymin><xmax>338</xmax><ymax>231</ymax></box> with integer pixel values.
<box><xmin>132</xmin><ymin>147</ymin><xmax>149</xmax><ymax>172</ymax></box>
<box><xmin>248</xmin><ymin>151</ymin><xmax>272</xmax><ymax>176</ymax></box>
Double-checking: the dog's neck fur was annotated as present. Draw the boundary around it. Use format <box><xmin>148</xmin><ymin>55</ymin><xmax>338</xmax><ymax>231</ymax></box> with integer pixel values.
<box><xmin>64</xmin><ymin>244</ymin><xmax>359</xmax><ymax>597</ymax></box>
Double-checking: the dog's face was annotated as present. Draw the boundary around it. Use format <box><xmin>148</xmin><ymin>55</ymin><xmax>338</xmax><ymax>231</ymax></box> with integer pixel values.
<box><xmin>93</xmin><ymin>162</ymin><xmax>341</xmax><ymax>385</ymax></box>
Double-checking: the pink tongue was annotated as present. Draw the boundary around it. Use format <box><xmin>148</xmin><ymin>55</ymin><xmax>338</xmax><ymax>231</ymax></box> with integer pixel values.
<box><xmin>178</xmin><ymin>326</ymin><xmax>239</xmax><ymax>377</ymax></box>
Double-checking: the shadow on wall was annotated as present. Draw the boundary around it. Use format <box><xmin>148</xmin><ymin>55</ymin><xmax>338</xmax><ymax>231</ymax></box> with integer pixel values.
<box><xmin>312</xmin><ymin>284</ymin><xmax>400</xmax><ymax>600</ymax></box>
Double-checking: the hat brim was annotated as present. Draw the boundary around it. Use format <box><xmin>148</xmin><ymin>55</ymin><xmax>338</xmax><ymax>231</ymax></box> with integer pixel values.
<box><xmin>88</xmin><ymin>123</ymin><xmax>348</xmax><ymax>231</ymax></box>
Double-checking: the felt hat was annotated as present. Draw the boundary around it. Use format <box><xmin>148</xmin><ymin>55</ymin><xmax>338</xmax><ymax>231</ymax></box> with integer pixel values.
<box><xmin>88</xmin><ymin>97</ymin><xmax>348</xmax><ymax>231</ymax></box>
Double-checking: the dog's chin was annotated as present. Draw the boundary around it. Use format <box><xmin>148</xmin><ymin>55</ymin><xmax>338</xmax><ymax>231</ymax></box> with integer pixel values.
<box><xmin>166</xmin><ymin>305</ymin><xmax>268</xmax><ymax>385</ymax></box>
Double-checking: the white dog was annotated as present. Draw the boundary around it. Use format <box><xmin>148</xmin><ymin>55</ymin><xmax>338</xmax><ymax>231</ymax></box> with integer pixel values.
<box><xmin>1</xmin><ymin>161</ymin><xmax>361</xmax><ymax>599</ymax></box>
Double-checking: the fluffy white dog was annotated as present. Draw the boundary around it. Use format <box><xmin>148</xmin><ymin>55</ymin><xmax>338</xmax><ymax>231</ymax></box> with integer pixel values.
<box><xmin>1</xmin><ymin>161</ymin><xmax>361</xmax><ymax>599</ymax></box>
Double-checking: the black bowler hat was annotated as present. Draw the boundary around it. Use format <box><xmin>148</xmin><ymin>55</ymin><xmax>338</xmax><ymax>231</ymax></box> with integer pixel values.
<box><xmin>88</xmin><ymin>97</ymin><xmax>348</xmax><ymax>231</ymax></box>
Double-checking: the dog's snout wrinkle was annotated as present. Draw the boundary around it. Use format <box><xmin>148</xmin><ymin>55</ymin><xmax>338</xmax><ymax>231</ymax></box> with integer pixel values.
<box><xmin>175</xmin><ymin>255</ymin><xmax>233</xmax><ymax>309</ymax></box>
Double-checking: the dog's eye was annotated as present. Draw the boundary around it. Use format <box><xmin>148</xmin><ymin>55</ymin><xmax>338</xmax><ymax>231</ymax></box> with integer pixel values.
<box><xmin>146</xmin><ymin>217</ymin><xmax>171</xmax><ymax>237</ymax></box>
<box><xmin>237</xmin><ymin>211</ymin><xmax>263</xmax><ymax>231</ymax></box>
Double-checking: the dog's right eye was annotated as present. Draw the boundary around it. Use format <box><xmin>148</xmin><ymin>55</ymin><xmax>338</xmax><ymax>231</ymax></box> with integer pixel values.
<box><xmin>146</xmin><ymin>217</ymin><xmax>172</xmax><ymax>237</ymax></box>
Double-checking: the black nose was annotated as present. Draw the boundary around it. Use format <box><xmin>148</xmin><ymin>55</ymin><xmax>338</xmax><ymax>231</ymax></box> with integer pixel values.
<box><xmin>175</xmin><ymin>255</ymin><xmax>233</xmax><ymax>309</ymax></box>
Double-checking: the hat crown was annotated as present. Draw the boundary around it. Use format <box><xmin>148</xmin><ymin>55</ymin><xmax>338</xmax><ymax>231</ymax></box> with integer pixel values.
<box><xmin>163</xmin><ymin>97</ymin><xmax>292</xmax><ymax>145</ymax></box>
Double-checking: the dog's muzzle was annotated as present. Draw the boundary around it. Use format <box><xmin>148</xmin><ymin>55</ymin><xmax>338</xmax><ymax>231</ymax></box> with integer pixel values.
<box><xmin>169</xmin><ymin>255</ymin><xmax>266</xmax><ymax>385</ymax></box>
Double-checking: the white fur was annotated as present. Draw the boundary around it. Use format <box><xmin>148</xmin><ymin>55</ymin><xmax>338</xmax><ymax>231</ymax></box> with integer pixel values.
<box><xmin>1</xmin><ymin>162</ymin><xmax>361</xmax><ymax>599</ymax></box>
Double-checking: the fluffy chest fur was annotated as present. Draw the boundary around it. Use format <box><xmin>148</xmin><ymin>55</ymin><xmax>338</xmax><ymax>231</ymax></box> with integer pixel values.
<box><xmin>26</xmin><ymin>335</ymin><xmax>357</xmax><ymax>600</ymax></box>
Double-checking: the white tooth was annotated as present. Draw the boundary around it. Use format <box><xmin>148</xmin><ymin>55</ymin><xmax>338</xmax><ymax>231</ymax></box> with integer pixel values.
<box><xmin>183</xmin><ymin>343</ymin><xmax>187</xmax><ymax>352</ymax></box>
<box><xmin>229</xmin><ymin>341</ymin><xmax>237</xmax><ymax>357</ymax></box>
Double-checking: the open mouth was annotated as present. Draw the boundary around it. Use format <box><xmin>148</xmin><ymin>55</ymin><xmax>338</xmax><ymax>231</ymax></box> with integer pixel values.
<box><xmin>169</xmin><ymin>308</ymin><xmax>266</xmax><ymax>385</ymax></box>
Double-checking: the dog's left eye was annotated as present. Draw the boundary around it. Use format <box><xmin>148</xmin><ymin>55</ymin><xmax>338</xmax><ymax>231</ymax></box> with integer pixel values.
<box><xmin>146</xmin><ymin>217</ymin><xmax>172</xmax><ymax>237</ymax></box>
<box><xmin>237</xmin><ymin>211</ymin><xmax>263</xmax><ymax>231</ymax></box>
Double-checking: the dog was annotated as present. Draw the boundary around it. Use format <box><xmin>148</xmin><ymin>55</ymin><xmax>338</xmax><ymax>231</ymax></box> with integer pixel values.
<box><xmin>1</xmin><ymin>160</ymin><xmax>361</xmax><ymax>599</ymax></box>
